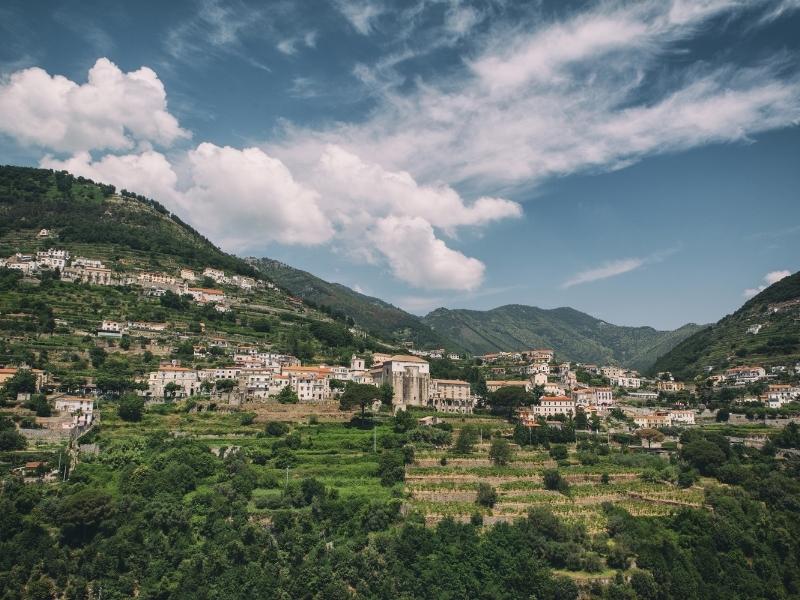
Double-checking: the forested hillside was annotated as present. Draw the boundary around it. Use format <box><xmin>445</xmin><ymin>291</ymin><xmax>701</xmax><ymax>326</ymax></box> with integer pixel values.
<box><xmin>0</xmin><ymin>165</ymin><xmax>257</xmax><ymax>276</ymax></box>
<box><xmin>423</xmin><ymin>304</ymin><xmax>704</xmax><ymax>370</ymax></box>
<box><xmin>651</xmin><ymin>270</ymin><xmax>800</xmax><ymax>379</ymax></box>
<box><xmin>249</xmin><ymin>257</ymin><xmax>456</xmax><ymax>350</ymax></box>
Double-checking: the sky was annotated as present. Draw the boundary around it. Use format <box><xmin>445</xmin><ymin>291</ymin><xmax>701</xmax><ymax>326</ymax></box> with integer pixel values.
<box><xmin>0</xmin><ymin>0</ymin><xmax>798</xmax><ymax>329</ymax></box>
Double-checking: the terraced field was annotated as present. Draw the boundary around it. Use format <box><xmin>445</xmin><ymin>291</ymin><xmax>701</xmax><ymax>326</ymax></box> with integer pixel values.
<box><xmin>406</xmin><ymin>442</ymin><xmax>707</xmax><ymax>531</ymax></box>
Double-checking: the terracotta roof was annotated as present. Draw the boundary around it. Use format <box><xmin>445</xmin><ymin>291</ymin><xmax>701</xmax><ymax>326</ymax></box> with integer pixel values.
<box><xmin>541</xmin><ymin>395</ymin><xmax>572</xmax><ymax>402</ymax></box>
<box><xmin>487</xmin><ymin>380</ymin><xmax>528</xmax><ymax>386</ymax></box>
<box><xmin>386</xmin><ymin>354</ymin><xmax>428</xmax><ymax>363</ymax></box>
<box><xmin>188</xmin><ymin>287</ymin><xmax>224</xmax><ymax>294</ymax></box>
<box><xmin>158</xmin><ymin>366</ymin><xmax>192</xmax><ymax>372</ymax></box>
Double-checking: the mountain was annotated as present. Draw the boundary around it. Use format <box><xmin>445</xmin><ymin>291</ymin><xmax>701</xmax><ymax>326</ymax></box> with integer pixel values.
<box><xmin>0</xmin><ymin>165</ymin><xmax>258</xmax><ymax>277</ymax></box>
<box><xmin>422</xmin><ymin>304</ymin><xmax>705</xmax><ymax>371</ymax></box>
<box><xmin>247</xmin><ymin>257</ymin><xmax>454</xmax><ymax>349</ymax></box>
<box><xmin>651</xmin><ymin>270</ymin><xmax>800</xmax><ymax>379</ymax></box>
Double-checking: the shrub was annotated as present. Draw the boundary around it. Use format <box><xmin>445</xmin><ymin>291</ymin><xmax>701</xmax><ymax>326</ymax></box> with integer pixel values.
<box><xmin>265</xmin><ymin>421</ymin><xmax>289</xmax><ymax>436</ymax></box>
<box><xmin>543</xmin><ymin>469</ymin><xmax>570</xmax><ymax>495</ymax></box>
<box><xmin>377</xmin><ymin>450</ymin><xmax>405</xmax><ymax>486</ymax></box>
<box><xmin>118</xmin><ymin>395</ymin><xmax>144</xmax><ymax>422</ymax></box>
<box><xmin>239</xmin><ymin>412</ymin><xmax>256</xmax><ymax>426</ymax></box>
<box><xmin>476</xmin><ymin>483</ymin><xmax>497</xmax><ymax>508</ymax></box>
<box><xmin>549</xmin><ymin>445</ymin><xmax>568</xmax><ymax>461</ymax></box>
<box><xmin>488</xmin><ymin>438</ymin><xmax>513</xmax><ymax>466</ymax></box>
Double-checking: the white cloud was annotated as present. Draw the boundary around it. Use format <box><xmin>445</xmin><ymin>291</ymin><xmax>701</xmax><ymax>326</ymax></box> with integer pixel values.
<box><xmin>315</xmin><ymin>145</ymin><xmax>521</xmax><ymax>232</ymax></box>
<box><xmin>744</xmin><ymin>269</ymin><xmax>792</xmax><ymax>297</ymax></box>
<box><xmin>334</xmin><ymin>0</ymin><xmax>384</xmax><ymax>35</ymax></box>
<box><xmin>562</xmin><ymin>258</ymin><xmax>645</xmax><ymax>289</ymax></box>
<box><xmin>0</xmin><ymin>58</ymin><xmax>189</xmax><ymax>153</ymax></box>
<box><xmin>273</xmin><ymin>0</ymin><xmax>800</xmax><ymax>189</ymax></box>
<box><xmin>369</xmin><ymin>216</ymin><xmax>485</xmax><ymax>291</ymax></box>
<box><xmin>277</xmin><ymin>31</ymin><xmax>318</xmax><ymax>55</ymax></box>
<box><xmin>181</xmin><ymin>143</ymin><xmax>334</xmax><ymax>250</ymax></box>
<box><xmin>40</xmin><ymin>150</ymin><xmax>181</xmax><ymax>204</ymax></box>
<box><xmin>41</xmin><ymin>144</ymin><xmax>334</xmax><ymax>254</ymax></box>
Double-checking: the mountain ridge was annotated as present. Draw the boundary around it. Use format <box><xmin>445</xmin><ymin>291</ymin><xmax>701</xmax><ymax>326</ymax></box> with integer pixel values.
<box><xmin>422</xmin><ymin>303</ymin><xmax>705</xmax><ymax>370</ymax></box>
<box><xmin>650</xmin><ymin>269</ymin><xmax>800</xmax><ymax>379</ymax></box>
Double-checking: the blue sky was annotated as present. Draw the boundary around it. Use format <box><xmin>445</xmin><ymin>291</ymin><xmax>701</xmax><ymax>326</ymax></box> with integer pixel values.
<box><xmin>0</xmin><ymin>0</ymin><xmax>798</xmax><ymax>329</ymax></box>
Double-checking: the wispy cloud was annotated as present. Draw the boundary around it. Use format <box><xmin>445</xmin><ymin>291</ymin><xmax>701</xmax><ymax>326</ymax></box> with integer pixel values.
<box><xmin>334</xmin><ymin>0</ymin><xmax>385</xmax><ymax>35</ymax></box>
<box><xmin>562</xmin><ymin>258</ymin><xmax>646</xmax><ymax>289</ymax></box>
<box><xmin>561</xmin><ymin>247</ymin><xmax>680</xmax><ymax>288</ymax></box>
<box><xmin>743</xmin><ymin>269</ymin><xmax>792</xmax><ymax>297</ymax></box>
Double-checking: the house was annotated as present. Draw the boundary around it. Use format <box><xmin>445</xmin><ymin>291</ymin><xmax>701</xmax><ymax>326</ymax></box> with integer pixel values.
<box><xmin>54</xmin><ymin>396</ymin><xmax>94</xmax><ymax>414</ymax></box>
<box><xmin>62</xmin><ymin>259</ymin><xmax>114</xmax><ymax>285</ymax></box>
<box><xmin>627</xmin><ymin>391</ymin><xmax>659</xmax><ymax>401</ymax></box>
<box><xmin>202</xmin><ymin>267</ymin><xmax>226</xmax><ymax>282</ymax></box>
<box><xmin>370</xmin><ymin>353</ymin><xmax>392</xmax><ymax>367</ymax></box>
<box><xmin>725</xmin><ymin>365</ymin><xmax>767</xmax><ymax>385</ymax></box>
<box><xmin>524</xmin><ymin>363</ymin><xmax>550</xmax><ymax>376</ymax></box>
<box><xmin>146</xmin><ymin>366</ymin><xmax>200</xmax><ymax>400</ymax></box>
<box><xmin>430</xmin><ymin>379</ymin><xmax>474</xmax><ymax>413</ymax></box>
<box><xmin>37</xmin><ymin>228</ymin><xmax>52</xmax><ymax>238</ymax></box>
<box><xmin>601</xmin><ymin>366</ymin><xmax>626</xmax><ymax>379</ymax></box>
<box><xmin>418</xmin><ymin>415</ymin><xmax>443</xmax><ymax>426</ymax></box>
<box><xmin>531</xmin><ymin>372</ymin><xmax>548</xmax><ymax>386</ymax></box>
<box><xmin>543</xmin><ymin>382</ymin><xmax>565</xmax><ymax>396</ymax></box>
<box><xmin>522</xmin><ymin>349</ymin><xmax>554</xmax><ymax>364</ymax></box>
<box><xmin>350</xmin><ymin>355</ymin><xmax>366</xmax><ymax>371</ymax></box>
<box><xmin>657</xmin><ymin>381</ymin><xmax>685</xmax><ymax>393</ymax></box>
<box><xmin>633</xmin><ymin>412</ymin><xmax>671</xmax><ymax>428</ymax></box>
<box><xmin>187</xmin><ymin>287</ymin><xmax>225</xmax><ymax>304</ymax></box>
<box><xmin>98</xmin><ymin>320</ymin><xmax>125</xmax><ymax>337</ymax></box>
<box><xmin>486</xmin><ymin>380</ymin><xmax>531</xmax><ymax>393</ymax></box>
<box><xmin>0</xmin><ymin>367</ymin><xmax>46</xmax><ymax>391</ymax></box>
<box><xmin>593</xmin><ymin>387</ymin><xmax>614</xmax><ymax>406</ymax></box>
<box><xmin>669</xmin><ymin>410</ymin><xmax>695</xmax><ymax>425</ymax></box>
<box><xmin>531</xmin><ymin>395</ymin><xmax>575</xmax><ymax>417</ymax></box>
<box><xmin>180</xmin><ymin>268</ymin><xmax>197</xmax><ymax>281</ymax></box>
<box><xmin>609</xmin><ymin>375</ymin><xmax>642</xmax><ymax>389</ymax></box>
<box><xmin>379</xmin><ymin>355</ymin><xmax>430</xmax><ymax>410</ymax></box>
<box><xmin>36</xmin><ymin>248</ymin><xmax>69</xmax><ymax>270</ymax></box>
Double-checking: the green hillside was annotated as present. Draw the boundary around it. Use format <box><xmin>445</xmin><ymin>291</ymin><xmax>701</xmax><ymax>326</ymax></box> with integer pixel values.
<box><xmin>248</xmin><ymin>257</ymin><xmax>456</xmax><ymax>350</ymax></box>
<box><xmin>0</xmin><ymin>166</ymin><xmax>390</xmax><ymax>376</ymax></box>
<box><xmin>0</xmin><ymin>165</ymin><xmax>256</xmax><ymax>276</ymax></box>
<box><xmin>423</xmin><ymin>304</ymin><xmax>704</xmax><ymax>370</ymax></box>
<box><xmin>650</xmin><ymin>270</ymin><xmax>800</xmax><ymax>379</ymax></box>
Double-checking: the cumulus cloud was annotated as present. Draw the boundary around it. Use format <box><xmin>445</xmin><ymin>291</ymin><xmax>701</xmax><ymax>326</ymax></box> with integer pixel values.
<box><xmin>744</xmin><ymin>270</ymin><xmax>792</xmax><ymax>297</ymax></box>
<box><xmin>315</xmin><ymin>145</ymin><xmax>521</xmax><ymax>232</ymax></box>
<box><xmin>181</xmin><ymin>143</ymin><xmax>333</xmax><ymax>250</ymax></box>
<box><xmin>562</xmin><ymin>258</ymin><xmax>645</xmax><ymax>289</ymax></box>
<box><xmin>369</xmin><ymin>216</ymin><xmax>485</xmax><ymax>291</ymax></box>
<box><xmin>0</xmin><ymin>58</ymin><xmax>189</xmax><ymax>153</ymax></box>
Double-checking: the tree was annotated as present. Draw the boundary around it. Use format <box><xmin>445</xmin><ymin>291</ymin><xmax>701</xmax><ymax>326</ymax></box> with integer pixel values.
<box><xmin>89</xmin><ymin>346</ymin><xmax>107</xmax><ymax>368</ymax></box>
<box><xmin>454</xmin><ymin>426</ymin><xmax>478</xmax><ymax>454</ymax></box>
<box><xmin>1</xmin><ymin>368</ymin><xmax>37</xmax><ymax>400</ymax></box>
<box><xmin>636</xmin><ymin>428</ymin><xmax>665</xmax><ymax>448</ymax></box>
<box><xmin>0</xmin><ymin>429</ymin><xmax>27</xmax><ymax>450</ymax></box>
<box><xmin>378</xmin><ymin>383</ymin><xmax>393</xmax><ymax>406</ymax></box>
<box><xmin>488</xmin><ymin>385</ymin><xmax>533</xmax><ymax>418</ymax></box>
<box><xmin>118</xmin><ymin>395</ymin><xmax>145</xmax><ymax>422</ymax></box>
<box><xmin>716</xmin><ymin>408</ymin><xmax>730</xmax><ymax>422</ymax></box>
<box><xmin>377</xmin><ymin>450</ymin><xmax>405</xmax><ymax>486</ymax></box>
<box><xmin>488</xmin><ymin>437</ymin><xmax>513</xmax><ymax>466</ymax></box>
<box><xmin>476</xmin><ymin>482</ymin><xmax>497</xmax><ymax>507</ymax></box>
<box><xmin>339</xmin><ymin>382</ymin><xmax>379</xmax><ymax>416</ymax></box>
<box><xmin>543</xmin><ymin>469</ymin><xmax>570</xmax><ymax>495</ymax></box>
<box><xmin>574</xmin><ymin>409</ymin><xmax>589</xmax><ymax>430</ymax></box>
<box><xmin>276</xmin><ymin>385</ymin><xmax>299</xmax><ymax>404</ymax></box>
<box><xmin>550</xmin><ymin>445</ymin><xmax>568</xmax><ymax>461</ymax></box>
<box><xmin>393</xmin><ymin>409</ymin><xmax>415</xmax><ymax>433</ymax></box>
<box><xmin>163</xmin><ymin>382</ymin><xmax>181</xmax><ymax>402</ymax></box>
<box><xmin>265</xmin><ymin>421</ymin><xmax>289</xmax><ymax>436</ymax></box>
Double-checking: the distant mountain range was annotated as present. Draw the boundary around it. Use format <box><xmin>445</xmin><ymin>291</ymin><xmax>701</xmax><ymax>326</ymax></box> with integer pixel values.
<box><xmin>247</xmin><ymin>257</ymin><xmax>455</xmax><ymax>350</ymax></box>
<box><xmin>651</xmin><ymin>270</ymin><xmax>800</xmax><ymax>379</ymax></box>
<box><xmin>422</xmin><ymin>305</ymin><xmax>705</xmax><ymax>371</ymax></box>
<box><xmin>251</xmin><ymin>257</ymin><xmax>704</xmax><ymax>370</ymax></box>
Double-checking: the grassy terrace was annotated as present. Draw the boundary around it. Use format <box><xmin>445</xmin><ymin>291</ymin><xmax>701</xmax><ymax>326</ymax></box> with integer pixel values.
<box><xmin>87</xmin><ymin>406</ymin><xmax>711</xmax><ymax>535</ymax></box>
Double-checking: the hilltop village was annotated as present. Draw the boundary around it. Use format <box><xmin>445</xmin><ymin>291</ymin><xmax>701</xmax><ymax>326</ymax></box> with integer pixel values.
<box><xmin>2</xmin><ymin>243</ymin><xmax>799</xmax><ymax>448</ymax></box>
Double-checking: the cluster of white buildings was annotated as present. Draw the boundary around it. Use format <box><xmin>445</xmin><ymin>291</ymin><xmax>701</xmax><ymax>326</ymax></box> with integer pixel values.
<box><xmin>631</xmin><ymin>409</ymin><xmax>695</xmax><ymax>428</ymax></box>
<box><xmin>408</xmin><ymin>348</ymin><xmax>461</xmax><ymax>360</ymax></box>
